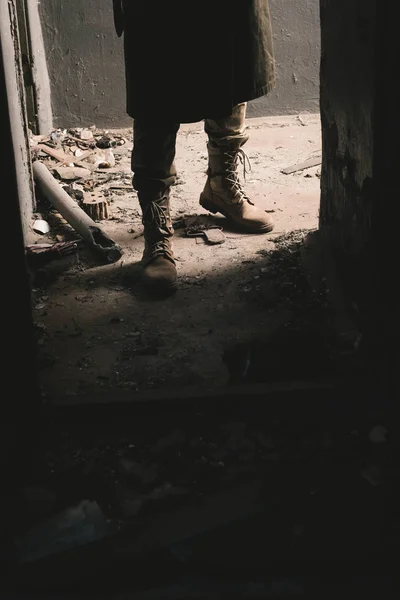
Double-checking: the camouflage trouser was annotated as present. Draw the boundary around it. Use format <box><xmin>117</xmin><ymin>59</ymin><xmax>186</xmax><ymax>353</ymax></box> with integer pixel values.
<box><xmin>132</xmin><ymin>103</ymin><xmax>247</xmax><ymax>197</ymax></box>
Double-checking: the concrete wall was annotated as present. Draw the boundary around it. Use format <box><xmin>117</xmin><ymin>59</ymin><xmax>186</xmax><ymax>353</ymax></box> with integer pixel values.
<box><xmin>249</xmin><ymin>0</ymin><xmax>320</xmax><ymax>117</ymax></box>
<box><xmin>40</xmin><ymin>0</ymin><xmax>320</xmax><ymax>128</ymax></box>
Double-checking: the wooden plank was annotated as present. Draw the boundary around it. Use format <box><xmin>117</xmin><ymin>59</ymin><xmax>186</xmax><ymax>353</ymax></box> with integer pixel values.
<box><xmin>281</xmin><ymin>154</ymin><xmax>322</xmax><ymax>175</ymax></box>
<box><xmin>37</xmin><ymin>144</ymin><xmax>93</xmax><ymax>166</ymax></box>
<box><xmin>36</xmin><ymin>144</ymin><xmax>72</xmax><ymax>163</ymax></box>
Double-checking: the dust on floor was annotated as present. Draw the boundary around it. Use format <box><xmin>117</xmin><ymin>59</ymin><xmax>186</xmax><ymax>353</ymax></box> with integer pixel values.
<box><xmin>32</xmin><ymin>115</ymin><xmax>322</xmax><ymax>400</ymax></box>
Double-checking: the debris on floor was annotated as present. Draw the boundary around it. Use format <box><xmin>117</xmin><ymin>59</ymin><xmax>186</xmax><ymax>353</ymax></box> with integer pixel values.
<box><xmin>82</xmin><ymin>197</ymin><xmax>110</xmax><ymax>221</ymax></box>
<box><xmin>62</xmin><ymin>182</ymin><xmax>84</xmax><ymax>202</ymax></box>
<box><xmin>32</xmin><ymin>219</ymin><xmax>50</xmax><ymax>235</ymax></box>
<box><xmin>184</xmin><ymin>214</ymin><xmax>225</xmax><ymax>245</ymax></box>
<box><xmin>26</xmin><ymin>241</ymin><xmax>79</xmax><ymax>270</ymax></box>
<box><xmin>54</xmin><ymin>166</ymin><xmax>91</xmax><ymax>181</ymax></box>
<box><xmin>33</xmin><ymin>161</ymin><xmax>122</xmax><ymax>264</ymax></box>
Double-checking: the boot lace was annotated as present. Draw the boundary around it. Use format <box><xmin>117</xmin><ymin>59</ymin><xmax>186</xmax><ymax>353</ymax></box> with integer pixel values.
<box><xmin>142</xmin><ymin>200</ymin><xmax>174</xmax><ymax>260</ymax></box>
<box><xmin>223</xmin><ymin>148</ymin><xmax>254</xmax><ymax>205</ymax></box>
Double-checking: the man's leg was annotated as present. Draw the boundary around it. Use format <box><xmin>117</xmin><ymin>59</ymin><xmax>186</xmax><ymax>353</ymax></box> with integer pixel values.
<box><xmin>201</xmin><ymin>103</ymin><xmax>274</xmax><ymax>233</ymax></box>
<box><xmin>132</xmin><ymin>119</ymin><xmax>180</xmax><ymax>296</ymax></box>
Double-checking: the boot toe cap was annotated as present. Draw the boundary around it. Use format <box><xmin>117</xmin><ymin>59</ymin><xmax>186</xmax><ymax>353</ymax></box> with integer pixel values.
<box><xmin>142</xmin><ymin>257</ymin><xmax>178</xmax><ymax>296</ymax></box>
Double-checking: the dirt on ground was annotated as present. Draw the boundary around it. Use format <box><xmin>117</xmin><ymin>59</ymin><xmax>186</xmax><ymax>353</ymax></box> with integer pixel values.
<box><xmin>28</xmin><ymin>115</ymin><xmax>324</xmax><ymax>401</ymax></box>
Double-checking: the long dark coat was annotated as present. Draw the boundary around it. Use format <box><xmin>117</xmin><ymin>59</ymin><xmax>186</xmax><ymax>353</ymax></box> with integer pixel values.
<box><xmin>113</xmin><ymin>1</ymin><xmax>275</xmax><ymax>122</ymax></box>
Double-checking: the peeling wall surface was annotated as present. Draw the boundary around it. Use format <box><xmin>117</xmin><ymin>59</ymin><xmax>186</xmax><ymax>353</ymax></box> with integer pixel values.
<box><xmin>40</xmin><ymin>0</ymin><xmax>320</xmax><ymax>128</ymax></box>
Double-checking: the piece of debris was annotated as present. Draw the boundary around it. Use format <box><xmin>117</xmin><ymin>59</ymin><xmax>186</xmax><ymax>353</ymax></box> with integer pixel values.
<box><xmin>32</xmin><ymin>219</ymin><xmax>50</xmax><ymax>235</ymax></box>
<box><xmin>54</xmin><ymin>166</ymin><xmax>91</xmax><ymax>181</ymax></box>
<box><xmin>35</xmin><ymin>144</ymin><xmax>94</xmax><ymax>168</ymax></box>
<box><xmin>50</xmin><ymin>129</ymin><xmax>67</xmax><ymax>147</ymax></box>
<box><xmin>35</xmin><ymin>144</ymin><xmax>73</xmax><ymax>165</ymax></box>
<box><xmin>26</xmin><ymin>241</ymin><xmax>79</xmax><ymax>270</ymax></box>
<box><xmin>95</xmin><ymin>132</ymin><xmax>127</xmax><ymax>148</ymax></box>
<box><xmin>29</xmin><ymin>133</ymin><xmax>50</xmax><ymax>146</ymax></box>
<box><xmin>13</xmin><ymin>500</ymin><xmax>116</xmax><ymax>564</ymax></box>
<box><xmin>185</xmin><ymin>214</ymin><xmax>225</xmax><ymax>245</ymax></box>
<box><xmin>82</xmin><ymin>198</ymin><xmax>110</xmax><ymax>221</ymax></box>
<box><xmin>281</xmin><ymin>154</ymin><xmax>322</xmax><ymax>175</ymax></box>
<box><xmin>368</xmin><ymin>425</ymin><xmax>388</xmax><ymax>444</ymax></box>
<box><xmin>62</xmin><ymin>182</ymin><xmax>84</xmax><ymax>202</ymax></box>
<box><xmin>108</xmin><ymin>184</ymin><xmax>131</xmax><ymax>190</ymax></box>
<box><xmin>95</xmin><ymin>134</ymin><xmax>114</xmax><ymax>149</ymax></box>
<box><xmin>80</xmin><ymin>128</ymin><xmax>94</xmax><ymax>141</ymax></box>
<box><xmin>94</xmin><ymin>149</ymin><xmax>116</xmax><ymax>169</ymax></box>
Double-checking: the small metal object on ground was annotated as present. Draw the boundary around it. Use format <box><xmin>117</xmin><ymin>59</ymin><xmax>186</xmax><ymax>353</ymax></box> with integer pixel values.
<box><xmin>185</xmin><ymin>214</ymin><xmax>225</xmax><ymax>245</ymax></box>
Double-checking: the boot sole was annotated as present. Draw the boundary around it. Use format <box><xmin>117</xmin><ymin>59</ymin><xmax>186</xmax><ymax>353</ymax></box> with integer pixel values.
<box><xmin>200</xmin><ymin>194</ymin><xmax>275</xmax><ymax>234</ymax></box>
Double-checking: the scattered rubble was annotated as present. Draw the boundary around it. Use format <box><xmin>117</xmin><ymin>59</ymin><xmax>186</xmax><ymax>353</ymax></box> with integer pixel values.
<box><xmin>33</xmin><ymin>161</ymin><xmax>122</xmax><ymax>264</ymax></box>
<box><xmin>29</xmin><ymin>127</ymin><xmax>132</xmax><ymax>255</ymax></box>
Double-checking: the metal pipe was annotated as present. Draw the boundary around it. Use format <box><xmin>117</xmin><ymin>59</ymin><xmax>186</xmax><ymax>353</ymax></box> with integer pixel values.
<box><xmin>33</xmin><ymin>161</ymin><xmax>122</xmax><ymax>264</ymax></box>
<box><xmin>0</xmin><ymin>0</ymin><xmax>35</xmax><ymax>240</ymax></box>
<box><xmin>25</xmin><ymin>0</ymin><xmax>53</xmax><ymax>133</ymax></box>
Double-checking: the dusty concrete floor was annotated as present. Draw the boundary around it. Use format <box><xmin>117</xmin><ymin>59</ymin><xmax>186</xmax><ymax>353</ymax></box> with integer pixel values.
<box><xmin>33</xmin><ymin>115</ymin><xmax>321</xmax><ymax>401</ymax></box>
